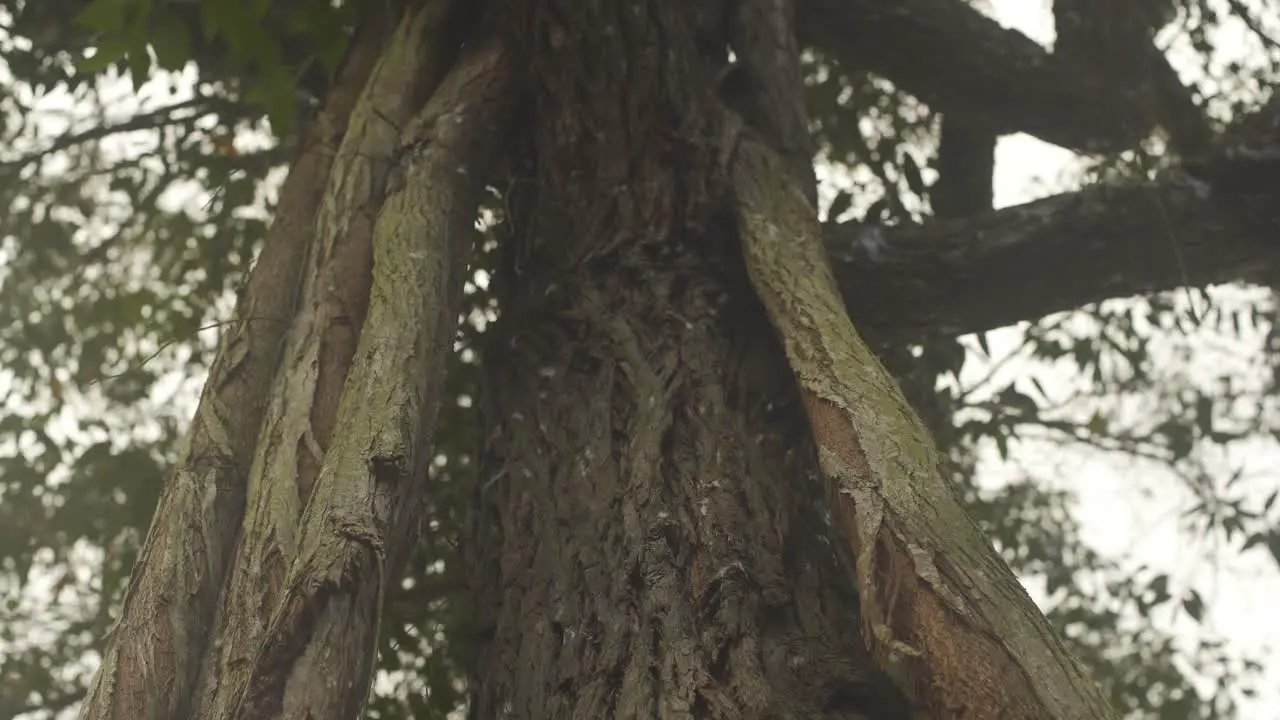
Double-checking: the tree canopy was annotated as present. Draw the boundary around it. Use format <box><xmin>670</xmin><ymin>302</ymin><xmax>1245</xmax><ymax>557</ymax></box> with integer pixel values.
<box><xmin>2</xmin><ymin>0</ymin><xmax>1279</xmax><ymax>717</ymax></box>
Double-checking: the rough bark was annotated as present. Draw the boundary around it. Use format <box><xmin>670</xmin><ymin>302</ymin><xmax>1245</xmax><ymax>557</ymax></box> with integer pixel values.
<box><xmin>189</xmin><ymin>4</ymin><xmax>462</xmax><ymax>716</ymax></box>
<box><xmin>719</xmin><ymin>0</ymin><xmax>1114</xmax><ymax>714</ymax></box>
<box><xmin>468</xmin><ymin>0</ymin><xmax>914</xmax><ymax>718</ymax></box>
<box><xmin>78</xmin><ymin>4</ymin><xmax>515</xmax><ymax>718</ymax></box>
<box><xmin>728</xmin><ymin>0</ymin><xmax>815</xmax><ymax>202</ymax></box>
<box><xmin>732</xmin><ymin>126</ymin><xmax>1117</xmax><ymax>718</ymax></box>
<box><xmin>76</xmin><ymin>23</ymin><xmax>386</xmax><ymax>720</ymax></box>
<box><xmin>470</xmin><ymin>274</ymin><xmax>914</xmax><ymax>718</ymax></box>
<box><xmin>73</xmin><ymin>0</ymin><xmax>1280</xmax><ymax>718</ymax></box>
<box><xmin>931</xmin><ymin>114</ymin><xmax>994</xmax><ymax>220</ymax></box>
<box><xmin>1052</xmin><ymin>0</ymin><xmax>1209</xmax><ymax>155</ymax></box>
<box><xmin>229</xmin><ymin>38</ymin><xmax>513</xmax><ymax>720</ymax></box>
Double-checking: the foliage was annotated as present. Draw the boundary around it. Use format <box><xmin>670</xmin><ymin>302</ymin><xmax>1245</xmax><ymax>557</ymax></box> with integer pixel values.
<box><xmin>1</xmin><ymin>0</ymin><xmax>1278</xmax><ymax>718</ymax></box>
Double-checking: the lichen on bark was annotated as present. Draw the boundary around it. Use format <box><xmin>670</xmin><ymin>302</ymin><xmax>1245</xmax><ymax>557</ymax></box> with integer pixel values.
<box><xmin>729</xmin><ymin>122</ymin><xmax>1118</xmax><ymax>719</ymax></box>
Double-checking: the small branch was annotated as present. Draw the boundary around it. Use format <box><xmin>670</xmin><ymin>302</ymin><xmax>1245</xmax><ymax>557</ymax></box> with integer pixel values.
<box><xmin>1223</xmin><ymin>0</ymin><xmax>1280</xmax><ymax>54</ymax></box>
<box><xmin>0</xmin><ymin>97</ymin><xmax>236</xmax><ymax>176</ymax></box>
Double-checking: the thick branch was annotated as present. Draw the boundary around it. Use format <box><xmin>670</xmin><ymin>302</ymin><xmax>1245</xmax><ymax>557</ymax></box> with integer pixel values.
<box><xmin>75</xmin><ymin>24</ymin><xmax>389</xmax><ymax>720</ymax></box>
<box><xmin>732</xmin><ymin>121</ymin><xmax>1118</xmax><ymax>720</ymax></box>
<box><xmin>795</xmin><ymin>0</ymin><xmax>1180</xmax><ymax>154</ymax></box>
<box><xmin>826</xmin><ymin>166</ymin><xmax>1278</xmax><ymax>342</ymax></box>
<box><xmin>233</xmin><ymin>39</ymin><xmax>514</xmax><ymax>720</ymax></box>
<box><xmin>188</xmin><ymin>5</ymin><xmax>457</xmax><ymax>717</ymax></box>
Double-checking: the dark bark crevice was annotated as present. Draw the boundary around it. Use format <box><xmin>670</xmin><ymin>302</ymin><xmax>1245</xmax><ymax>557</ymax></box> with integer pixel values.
<box><xmin>75</xmin><ymin>21</ymin><xmax>391</xmax><ymax>720</ymax></box>
<box><xmin>469</xmin><ymin>1</ymin><xmax>912</xmax><ymax>717</ymax></box>
<box><xmin>470</xmin><ymin>260</ymin><xmax>914</xmax><ymax>718</ymax></box>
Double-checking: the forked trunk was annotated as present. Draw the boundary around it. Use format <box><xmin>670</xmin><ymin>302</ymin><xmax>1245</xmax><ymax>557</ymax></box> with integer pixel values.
<box><xmin>78</xmin><ymin>0</ymin><xmax>1118</xmax><ymax>717</ymax></box>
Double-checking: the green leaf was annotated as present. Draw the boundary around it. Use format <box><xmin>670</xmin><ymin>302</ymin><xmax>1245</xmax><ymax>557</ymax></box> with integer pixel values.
<box><xmin>993</xmin><ymin>432</ymin><xmax>1009</xmax><ymax>460</ymax></box>
<box><xmin>150</xmin><ymin>12</ymin><xmax>192</xmax><ymax>71</ymax></box>
<box><xmin>316</xmin><ymin>34</ymin><xmax>349</xmax><ymax>79</ymax></box>
<box><xmin>998</xmin><ymin>386</ymin><xmax>1038</xmax><ymax>417</ymax></box>
<box><xmin>128</xmin><ymin>50</ymin><xmax>154</xmax><ymax>90</ymax></box>
<box><xmin>1086</xmin><ymin>412</ymin><xmax>1107</xmax><ymax>435</ymax></box>
<box><xmin>200</xmin><ymin>0</ymin><xmax>224</xmax><ymax>42</ymax></box>
<box><xmin>1149</xmin><ymin>574</ymin><xmax>1170</xmax><ymax>605</ymax></box>
<box><xmin>1194</xmin><ymin>395</ymin><xmax>1214</xmax><ymax>436</ymax></box>
<box><xmin>827</xmin><ymin>190</ymin><xmax>853</xmax><ymax>221</ymax></box>
<box><xmin>244</xmin><ymin>67</ymin><xmax>298</xmax><ymax>135</ymax></box>
<box><xmin>900</xmin><ymin>150</ymin><xmax>927</xmax><ymax>197</ymax></box>
<box><xmin>75</xmin><ymin>0</ymin><xmax>135</xmax><ymax>33</ymax></box>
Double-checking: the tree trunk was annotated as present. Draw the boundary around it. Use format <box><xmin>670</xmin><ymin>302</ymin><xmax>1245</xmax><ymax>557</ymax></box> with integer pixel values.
<box><xmin>79</xmin><ymin>0</ymin><xmax>1121</xmax><ymax>718</ymax></box>
<box><xmin>470</xmin><ymin>277</ymin><xmax>913</xmax><ymax>718</ymax></box>
<box><xmin>466</xmin><ymin>2</ymin><xmax>914</xmax><ymax>717</ymax></box>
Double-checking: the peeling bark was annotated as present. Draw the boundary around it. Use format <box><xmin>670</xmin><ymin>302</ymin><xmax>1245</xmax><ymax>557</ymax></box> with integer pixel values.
<box><xmin>77</xmin><ymin>0</ymin><xmax>1280</xmax><ymax>718</ymax></box>
<box><xmin>78</xmin><ymin>6</ymin><xmax>516</xmax><ymax>719</ymax></box>
<box><xmin>468</xmin><ymin>0</ymin><xmax>916</xmax><ymax>718</ymax></box>
<box><xmin>189</xmin><ymin>5</ymin><xmax>463</xmax><ymax>716</ymax></box>
<box><xmin>76</xmin><ymin>23</ymin><xmax>386</xmax><ymax>720</ymax></box>
<box><xmin>231</xmin><ymin>39</ymin><xmax>514</xmax><ymax>720</ymax></box>
<box><xmin>718</xmin><ymin>4</ymin><xmax>1109</xmax><ymax>708</ymax></box>
<box><xmin>730</xmin><ymin>126</ymin><xmax>1117</xmax><ymax>718</ymax></box>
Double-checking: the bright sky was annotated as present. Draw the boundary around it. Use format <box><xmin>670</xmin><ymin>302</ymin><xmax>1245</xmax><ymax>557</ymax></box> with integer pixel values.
<box><xmin>977</xmin><ymin>0</ymin><xmax>1280</xmax><ymax>716</ymax></box>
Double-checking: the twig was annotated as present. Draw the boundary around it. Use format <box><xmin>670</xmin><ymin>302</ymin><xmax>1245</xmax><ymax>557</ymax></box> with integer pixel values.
<box><xmin>0</xmin><ymin>96</ymin><xmax>236</xmax><ymax>176</ymax></box>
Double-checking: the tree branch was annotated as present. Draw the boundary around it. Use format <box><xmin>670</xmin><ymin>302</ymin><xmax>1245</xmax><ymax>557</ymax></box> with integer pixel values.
<box><xmin>795</xmin><ymin>0</ymin><xmax>1184</xmax><ymax>154</ymax></box>
<box><xmin>0</xmin><ymin>97</ymin><xmax>237</xmax><ymax>177</ymax></box>
<box><xmin>827</xmin><ymin>159</ymin><xmax>1280</xmax><ymax>343</ymax></box>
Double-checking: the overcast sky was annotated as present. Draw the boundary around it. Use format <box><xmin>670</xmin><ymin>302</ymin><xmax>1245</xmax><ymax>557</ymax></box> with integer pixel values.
<box><xmin>976</xmin><ymin>0</ymin><xmax>1280</xmax><ymax>715</ymax></box>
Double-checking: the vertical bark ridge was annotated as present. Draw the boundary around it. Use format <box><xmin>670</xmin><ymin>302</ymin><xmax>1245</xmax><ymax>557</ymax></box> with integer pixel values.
<box><xmin>190</xmin><ymin>4</ymin><xmax>465</xmax><ymax>717</ymax></box>
<box><xmin>470</xmin><ymin>1</ymin><xmax>913</xmax><ymax>717</ymax></box>
<box><xmin>232</xmin><ymin>39</ymin><xmax>514</xmax><ymax>720</ymax></box>
<box><xmin>500</xmin><ymin>0</ymin><xmax>722</xmax><ymax>276</ymax></box>
<box><xmin>729</xmin><ymin>129</ymin><xmax>1118</xmax><ymax>718</ymax></box>
<box><xmin>76</xmin><ymin>19</ymin><xmax>387</xmax><ymax>720</ymax></box>
<box><xmin>472</xmin><ymin>259</ymin><xmax>913</xmax><ymax>719</ymax></box>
